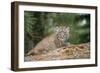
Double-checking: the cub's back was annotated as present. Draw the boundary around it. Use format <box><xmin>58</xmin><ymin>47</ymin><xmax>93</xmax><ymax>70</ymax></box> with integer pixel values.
<box><xmin>27</xmin><ymin>34</ymin><xmax>56</xmax><ymax>55</ymax></box>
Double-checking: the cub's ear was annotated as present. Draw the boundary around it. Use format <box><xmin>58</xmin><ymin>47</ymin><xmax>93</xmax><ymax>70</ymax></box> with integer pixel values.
<box><xmin>54</xmin><ymin>26</ymin><xmax>59</xmax><ymax>33</ymax></box>
<box><xmin>66</xmin><ymin>26</ymin><xmax>70</xmax><ymax>33</ymax></box>
<box><xmin>67</xmin><ymin>26</ymin><xmax>70</xmax><ymax>30</ymax></box>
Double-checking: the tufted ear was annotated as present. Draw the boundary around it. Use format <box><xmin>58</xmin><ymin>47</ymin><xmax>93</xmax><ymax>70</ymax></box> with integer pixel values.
<box><xmin>54</xmin><ymin>26</ymin><xmax>60</xmax><ymax>33</ymax></box>
<box><xmin>66</xmin><ymin>26</ymin><xmax>70</xmax><ymax>32</ymax></box>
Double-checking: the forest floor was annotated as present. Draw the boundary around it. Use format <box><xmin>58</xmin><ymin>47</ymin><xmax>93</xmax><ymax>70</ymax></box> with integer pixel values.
<box><xmin>25</xmin><ymin>42</ymin><xmax>90</xmax><ymax>61</ymax></box>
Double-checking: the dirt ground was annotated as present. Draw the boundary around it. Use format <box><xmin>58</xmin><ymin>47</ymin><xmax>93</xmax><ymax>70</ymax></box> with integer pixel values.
<box><xmin>25</xmin><ymin>42</ymin><xmax>90</xmax><ymax>61</ymax></box>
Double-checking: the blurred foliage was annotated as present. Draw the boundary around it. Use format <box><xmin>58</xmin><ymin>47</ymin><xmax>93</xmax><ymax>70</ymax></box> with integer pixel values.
<box><xmin>24</xmin><ymin>11</ymin><xmax>90</xmax><ymax>54</ymax></box>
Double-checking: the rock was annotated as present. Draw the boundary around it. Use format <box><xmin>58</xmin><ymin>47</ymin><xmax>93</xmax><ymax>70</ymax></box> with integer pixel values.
<box><xmin>25</xmin><ymin>42</ymin><xmax>90</xmax><ymax>61</ymax></box>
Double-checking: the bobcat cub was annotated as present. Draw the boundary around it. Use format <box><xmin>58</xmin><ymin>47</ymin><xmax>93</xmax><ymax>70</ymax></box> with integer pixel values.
<box><xmin>27</xmin><ymin>26</ymin><xmax>70</xmax><ymax>55</ymax></box>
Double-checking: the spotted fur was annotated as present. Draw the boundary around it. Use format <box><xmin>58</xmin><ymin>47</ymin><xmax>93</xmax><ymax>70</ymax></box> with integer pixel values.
<box><xmin>27</xmin><ymin>26</ymin><xmax>70</xmax><ymax>55</ymax></box>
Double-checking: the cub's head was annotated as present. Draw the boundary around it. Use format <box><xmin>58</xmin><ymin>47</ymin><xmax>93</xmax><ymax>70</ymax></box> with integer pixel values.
<box><xmin>55</xmin><ymin>26</ymin><xmax>70</xmax><ymax>41</ymax></box>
